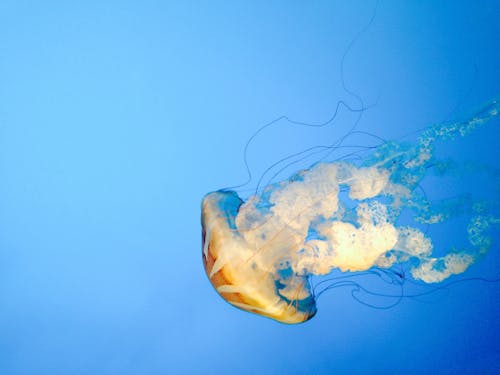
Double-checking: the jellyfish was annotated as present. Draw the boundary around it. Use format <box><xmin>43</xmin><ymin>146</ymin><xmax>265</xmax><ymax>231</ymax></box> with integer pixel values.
<box><xmin>201</xmin><ymin>99</ymin><xmax>499</xmax><ymax>324</ymax></box>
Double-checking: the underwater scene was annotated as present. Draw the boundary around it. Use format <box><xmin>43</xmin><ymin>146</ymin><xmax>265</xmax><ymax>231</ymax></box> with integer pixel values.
<box><xmin>1</xmin><ymin>1</ymin><xmax>498</xmax><ymax>374</ymax></box>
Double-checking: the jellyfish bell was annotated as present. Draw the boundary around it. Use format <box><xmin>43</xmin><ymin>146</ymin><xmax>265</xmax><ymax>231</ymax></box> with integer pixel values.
<box><xmin>201</xmin><ymin>190</ymin><xmax>317</xmax><ymax>324</ymax></box>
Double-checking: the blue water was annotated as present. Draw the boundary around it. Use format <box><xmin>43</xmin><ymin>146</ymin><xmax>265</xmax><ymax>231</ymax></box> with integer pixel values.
<box><xmin>0</xmin><ymin>1</ymin><xmax>498</xmax><ymax>374</ymax></box>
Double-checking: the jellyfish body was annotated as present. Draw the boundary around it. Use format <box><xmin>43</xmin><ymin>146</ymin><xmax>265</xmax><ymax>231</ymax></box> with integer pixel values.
<box><xmin>201</xmin><ymin>99</ymin><xmax>499</xmax><ymax>324</ymax></box>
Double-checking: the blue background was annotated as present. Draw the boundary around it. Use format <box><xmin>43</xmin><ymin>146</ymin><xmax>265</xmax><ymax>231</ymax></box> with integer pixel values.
<box><xmin>0</xmin><ymin>1</ymin><xmax>499</xmax><ymax>374</ymax></box>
